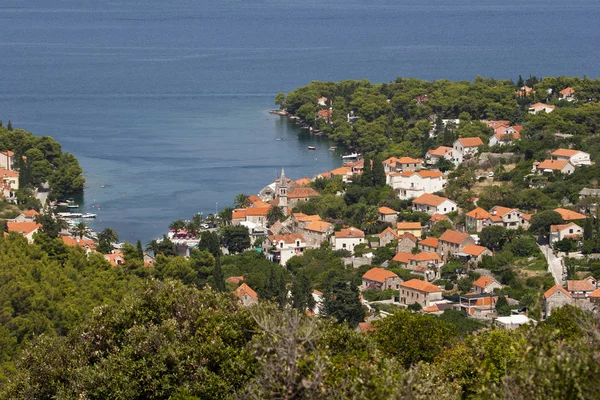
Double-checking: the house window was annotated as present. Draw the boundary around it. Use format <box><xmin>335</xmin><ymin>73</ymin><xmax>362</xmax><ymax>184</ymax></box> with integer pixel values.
<box><xmin>569</xmin><ymin>229</ymin><xmax>573</xmax><ymax>234</ymax></box>
<box><xmin>342</xmin><ymin>243</ymin><xmax>346</xmax><ymax>248</ymax></box>
<box><xmin>280</xmin><ymin>242</ymin><xmax>283</xmax><ymax>248</ymax></box>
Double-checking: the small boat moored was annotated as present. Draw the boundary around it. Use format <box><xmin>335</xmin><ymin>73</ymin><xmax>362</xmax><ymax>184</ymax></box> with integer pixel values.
<box><xmin>307</xmin><ymin>146</ymin><xmax>317</xmax><ymax>150</ymax></box>
<box><xmin>81</xmin><ymin>213</ymin><xmax>97</xmax><ymax>219</ymax></box>
<box><xmin>329</xmin><ymin>146</ymin><xmax>337</xmax><ymax>151</ymax></box>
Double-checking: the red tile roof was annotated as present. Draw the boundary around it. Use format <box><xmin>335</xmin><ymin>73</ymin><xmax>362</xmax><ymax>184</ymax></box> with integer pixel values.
<box><xmin>412</xmin><ymin>193</ymin><xmax>450</xmax><ymax>207</ymax></box>
<box><xmin>268</xmin><ymin>233</ymin><xmax>306</xmax><ymax>244</ymax></box>
<box><xmin>397</xmin><ymin>222</ymin><xmax>421</xmax><ymax>230</ymax></box>
<box><xmin>427</xmin><ymin>146</ymin><xmax>453</xmax><ymax>157</ymax></box>
<box><xmin>246</xmin><ymin>207</ymin><xmax>270</xmax><ymax>217</ymax></box>
<box><xmin>6</xmin><ymin>221</ymin><xmax>42</xmax><ymax>236</ymax></box>
<box><xmin>554</xmin><ymin>208</ymin><xmax>586</xmax><ymax>221</ymax></box>
<box><xmin>461</xmin><ymin>244</ymin><xmax>489</xmax><ymax>257</ymax></box>
<box><xmin>543</xmin><ymin>284</ymin><xmax>571</xmax><ymax>299</ymax></box>
<box><xmin>457</xmin><ymin>137</ymin><xmax>484</xmax><ymax>147</ymax></box>
<box><xmin>419</xmin><ymin>237</ymin><xmax>439</xmax><ymax>248</ymax></box>
<box><xmin>392</xmin><ymin>251</ymin><xmax>411</xmax><ymax>264</ymax></box>
<box><xmin>465</xmin><ymin>207</ymin><xmax>490</xmax><ymax>219</ymax></box>
<box><xmin>362</xmin><ymin>267</ymin><xmax>399</xmax><ymax>283</ymax></box>
<box><xmin>378</xmin><ymin>206</ymin><xmax>397</xmax><ymax>215</ymax></box>
<box><xmin>304</xmin><ymin>220</ymin><xmax>332</xmax><ymax>233</ymax></box>
<box><xmin>537</xmin><ymin>159</ymin><xmax>570</xmax><ymax>171</ymax></box>
<box><xmin>567</xmin><ymin>279</ymin><xmax>596</xmax><ymax>292</ymax></box>
<box><xmin>409</xmin><ymin>252</ymin><xmax>441</xmax><ymax>263</ymax></box>
<box><xmin>378</xmin><ymin>227</ymin><xmax>399</xmax><ymax>239</ymax></box>
<box><xmin>401</xmin><ymin>279</ymin><xmax>441</xmax><ymax>293</ymax></box>
<box><xmin>472</xmin><ymin>276</ymin><xmax>499</xmax><ymax>289</ymax></box>
<box><xmin>335</xmin><ymin>227</ymin><xmax>364</xmax><ymax>238</ymax></box>
<box><xmin>439</xmin><ymin>229</ymin><xmax>470</xmax><ymax>245</ymax></box>
<box><xmin>429</xmin><ymin>213</ymin><xmax>449</xmax><ymax>222</ymax></box>
<box><xmin>288</xmin><ymin>187</ymin><xmax>320</xmax><ymax>199</ymax></box>
<box><xmin>233</xmin><ymin>283</ymin><xmax>258</xmax><ymax>300</ymax></box>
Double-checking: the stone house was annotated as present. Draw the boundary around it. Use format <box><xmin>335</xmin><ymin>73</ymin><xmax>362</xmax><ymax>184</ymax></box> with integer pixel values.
<box><xmin>396</xmin><ymin>233</ymin><xmax>417</xmax><ymax>253</ymax></box>
<box><xmin>452</xmin><ymin>137</ymin><xmax>484</xmax><ymax>165</ymax></box>
<box><xmin>459</xmin><ymin>244</ymin><xmax>493</xmax><ymax>265</ymax></box>
<box><xmin>418</xmin><ymin>237</ymin><xmax>439</xmax><ymax>253</ymax></box>
<box><xmin>391</xmin><ymin>251</ymin><xmax>411</xmax><ymax>268</ymax></box>
<box><xmin>361</xmin><ymin>268</ymin><xmax>402</xmax><ymax>292</ymax></box>
<box><xmin>566</xmin><ymin>277</ymin><xmax>598</xmax><ymax>299</ymax></box>
<box><xmin>233</xmin><ymin>283</ymin><xmax>258</xmax><ymax>307</ymax></box>
<box><xmin>465</xmin><ymin>207</ymin><xmax>491</xmax><ymax>232</ymax></box>
<box><xmin>378</xmin><ymin>206</ymin><xmax>398</xmax><ymax>224</ymax></box>
<box><xmin>543</xmin><ymin>284</ymin><xmax>572</xmax><ymax>318</ymax></box>
<box><xmin>399</xmin><ymin>279</ymin><xmax>443</xmax><ymax>308</ymax></box>
<box><xmin>438</xmin><ymin>229</ymin><xmax>476</xmax><ymax>260</ymax></box>
<box><xmin>396</xmin><ymin>156</ymin><xmax>423</xmax><ymax>172</ymax></box>
<box><xmin>487</xmin><ymin>206</ymin><xmax>531</xmax><ymax>230</ymax></box>
<box><xmin>378</xmin><ymin>227</ymin><xmax>399</xmax><ymax>247</ymax></box>
<box><xmin>265</xmin><ymin>233</ymin><xmax>307</xmax><ymax>266</ymax></box>
<box><xmin>301</xmin><ymin>220</ymin><xmax>333</xmax><ymax>247</ymax></box>
<box><xmin>287</xmin><ymin>187</ymin><xmax>320</xmax><ymax>209</ymax></box>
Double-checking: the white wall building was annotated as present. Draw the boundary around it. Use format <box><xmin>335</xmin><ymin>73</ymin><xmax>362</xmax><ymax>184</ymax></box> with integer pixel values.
<box><xmin>332</xmin><ymin>227</ymin><xmax>365</xmax><ymax>253</ymax></box>
<box><xmin>388</xmin><ymin>170</ymin><xmax>447</xmax><ymax>200</ymax></box>
<box><xmin>452</xmin><ymin>137</ymin><xmax>484</xmax><ymax>165</ymax></box>
<box><xmin>412</xmin><ymin>194</ymin><xmax>458</xmax><ymax>215</ymax></box>
<box><xmin>550</xmin><ymin>149</ymin><xmax>591</xmax><ymax>166</ymax></box>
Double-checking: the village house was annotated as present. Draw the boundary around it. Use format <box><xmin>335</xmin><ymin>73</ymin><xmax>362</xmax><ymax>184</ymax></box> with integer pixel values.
<box><xmin>389</xmin><ymin>170</ymin><xmax>447</xmax><ymax>200</ymax></box>
<box><xmin>391</xmin><ymin>251</ymin><xmax>411</xmax><ymax>268</ymax></box>
<box><xmin>488</xmin><ymin>125</ymin><xmax>522</xmax><ymax>147</ymax></box>
<box><xmin>396</xmin><ymin>156</ymin><xmax>424</xmax><ymax>172</ymax></box>
<box><xmin>396</xmin><ymin>233</ymin><xmax>417</xmax><ymax>253</ymax></box>
<box><xmin>412</xmin><ymin>193</ymin><xmax>457</xmax><ymax>215</ymax></box>
<box><xmin>459</xmin><ymin>244</ymin><xmax>493</xmax><ymax>265</ymax></box>
<box><xmin>528</xmin><ymin>102</ymin><xmax>556</xmax><ymax>114</ymax></box>
<box><xmin>0</xmin><ymin>150</ymin><xmax>15</xmax><ymax>170</ymax></box>
<box><xmin>425</xmin><ymin>146</ymin><xmax>453</xmax><ymax>165</ymax></box>
<box><xmin>233</xmin><ymin>283</ymin><xmax>259</xmax><ymax>307</ymax></box>
<box><xmin>559</xmin><ymin>87</ymin><xmax>575</xmax><ymax>101</ymax></box>
<box><xmin>265</xmin><ymin>233</ymin><xmax>307</xmax><ymax>266</ymax></box>
<box><xmin>6</xmin><ymin>221</ymin><xmax>42</xmax><ymax>244</ymax></box>
<box><xmin>438</xmin><ymin>229</ymin><xmax>476</xmax><ymax>260</ymax></box>
<box><xmin>516</xmin><ymin>86</ymin><xmax>533</xmax><ymax>97</ymax></box>
<box><xmin>459</xmin><ymin>293</ymin><xmax>499</xmax><ymax>317</ymax></box>
<box><xmin>399</xmin><ymin>279</ymin><xmax>443</xmax><ymax>308</ymax></box>
<box><xmin>332</xmin><ymin>227</ymin><xmax>364</xmax><ymax>253</ymax></box>
<box><xmin>533</xmin><ymin>159</ymin><xmax>575</xmax><ymax>175</ymax></box>
<box><xmin>287</xmin><ymin>187</ymin><xmax>320</xmax><ymax>208</ymax></box>
<box><xmin>549</xmin><ymin>222</ymin><xmax>584</xmax><ymax>244</ymax></box>
<box><xmin>550</xmin><ymin>148</ymin><xmax>591</xmax><ymax>166</ymax></box>
<box><xmin>554</xmin><ymin>207</ymin><xmax>586</xmax><ymax>222</ymax></box>
<box><xmin>61</xmin><ymin>236</ymin><xmax>96</xmax><ymax>255</ymax></box>
<box><xmin>0</xmin><ymin>168</ymin><xmax>19</xmax><ymax>199</ymax></box>
<box><xmin>396</xmin><ymin>221</ymin><xmax>422</xmax><ymax>238</ymax></box>
<box><xmin>579</xmin><ymin>188</ymin><xmax>600</xmax><ymax>214</ymax></box>
<box><xmin>543</xmin><ymin>284</ymin><xmax>572</xmax><ymax>318</ymax></box>
<box><xmin>487</xmin><ymin>206</ymin><xmax>531</xmax><ymax>230</ymax></box>
<box><xmin>378</xmin><ymin>227</ymin><xmax>399</xmax><ymax>247</ymax></box>
<box><xmin>301</xmin><ymin>220</ymin><xmax>334</xmax><ymax>247</ymax></box>
<box><xmin>429</xmin><ymin>213</ymin><xmax>452</xmax><ymax>230</ymax></box>
<box><xmin>566</xmin><ymin>277</ymin><xmax>598</xmax><ymax>299</ymax></box>
<box><xmin>452</xmin><ymin>137</ymin><xmax>484</xmax><ymax>165</ymax></box>
<box><xmin>579</xmin><ymin>188</ymin><xmax>600</xmax><ymax>200</ymax></box>
<box><xmin>589</xmin><ymin>288</ymin><xmax>600</xmax><ymax>307</ymax></box>
<box><xmin>418</xmin><ymin>237</ymin><xmax>439</xmax><ymax>253</ymax></box>
<box><xmin>378</xmin><ymin>206</ymin><xmax>398</xmax><ymax>224</ymax></box>
<box><xmin>104</xmin><ymin>250</ymin><xmax>125</xmax><ymax>266</ymax></box>
<box><xmin>361</xmin><ymin>267</ymin><xmax>402</xmax><ymax>292</ymax></box>
<box><xmin>10</xmin><ymin>209</ymin><xmax>40</xmax><ymax>222</ymax></box>
<box><xmin>472</xmin><ymin>276</ymin><xmax>502</xmax><ymax>294</ymax></box>
<box><xmin>465</xmin><ymin>207</ymin><xmax>491</xmax><ymax>232</ymax></box>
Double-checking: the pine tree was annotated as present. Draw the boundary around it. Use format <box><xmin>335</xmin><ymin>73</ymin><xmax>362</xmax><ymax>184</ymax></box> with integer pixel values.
<box><xmin>7</xmin><ymin>120</ymin><xmax>12</xmax><ymax>131</ymax></box>
<box><xmin>517</xmin><ymin>75</ymin><xmax>524</xmax><ymax>88</ymax></box>
<box><xmin>211</xmin><ymin>256</ymin><xmax>226</xmax><ymax>292</ymax></box>
<box><xmin>0</xmin><ymin>120</ymin><xmax>3</xmax><ymax>127</ymax></box>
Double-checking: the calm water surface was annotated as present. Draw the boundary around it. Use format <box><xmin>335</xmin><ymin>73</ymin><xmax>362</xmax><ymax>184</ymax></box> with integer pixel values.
<box><xmin>0</xmin><ymin>0</ymin><xmax>598</xmax><ymax>242</ymax></box>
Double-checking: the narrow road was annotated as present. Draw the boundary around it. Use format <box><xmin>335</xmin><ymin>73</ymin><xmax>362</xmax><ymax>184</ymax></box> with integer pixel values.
<box><xmin>538</xmin><ymin>244</ymin><xmax>564</xmax><ymax>285</ymax></box>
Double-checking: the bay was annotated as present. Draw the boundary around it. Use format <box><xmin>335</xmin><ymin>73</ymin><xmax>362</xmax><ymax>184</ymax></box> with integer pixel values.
<box><xmin>0</xmin><ymin>0</ymin><xmax>598</xmax><ymax>242</ymax></box>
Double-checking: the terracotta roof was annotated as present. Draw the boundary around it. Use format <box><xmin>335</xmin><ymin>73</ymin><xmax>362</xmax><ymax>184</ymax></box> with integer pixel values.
<box><xmin>551</xmin><ymin>148</ymin><xmax>582</xmax><ymax>158</ymax></box>
<box><xmin>401</xmin><ymin>279</ymin><xmax>441</xmax><ymax>293</ymax></box>
<box><xmin>483</xmin><ymin>120</ymin><xmax>511</xmax><ymax>129</ymax></box>
<box><xmin>288</xmin><ymin>187</ymin><xmax>320</xmax><ymax>199</ymax></box>
<box><xmin>530</xmin><ymin>102</ymin><xmax>556</xmax><ymax>110</ymax></box>
<box><xmin>378</xmin><ymin>227</ymin><xmax>399</xmax><ymax>239</ymax></box>
<box><xmin>315</xmin><ymin>171</ymin><xmax>333</xmax><ymax>179</ymax></box>
<box><xmin>473</xmin><ymin>276</ymin><xmax>499</xmax><ymax>289</ymax></box>
<box><xmin>104</xmin><ymin>250</ymin><xmax>124</xmax><ymax>266</ymax></box>
<box><xmin>61</xmin><ymin>236</ymin><xmax>96</xmax><ymax>250</ymax></box>
<box><xmin>0</xmin><ymin>168</ymin><xmax>19</xmax><ymax>178</ymax></box>
<box><xmin>427</xmin><ymin>146</ymin><xmax>453</xmax><ymax>157</ymax></box>
<box><xmin>490</xmin><ymin>206</ymin><xmax>516</xmax><ymax>217</ymax></box>
<box><xmin>439</xmin><ymin>229</ymin><xmax>470</xmax><ymax>245</ymax></box>
<box><xmin>296</xmin><ymin>214</ymin><xmax>322</xmax><ymax>223</ymax></box>
<box><xmin>554</xmin><ymin>208</ymin><xmax>586</xmax><ymax>221</ymax></box>
<box><xmin>489</xmin><ymin>215</ymin><xmax>502</xmax><ymax>223</ymax></box>
<box><xmin>461</xmin><ymin>244</ymin><xmax>489</xmax><ymax>257</ymax></box>
<box><xmin>589</xmin><ymin>288</ymin><xmax>600</xmax><ymax>298</ymax></box>
<box><xmin>399</xmin><ymin>232</ymin><xmax>418</xmax><ymax>243</ymax></box>
<box><xmin>419</xmin><ymin>237</ymin><xmax>439</xmax><ymax>248</ymax></box>
<box><xmin>543</xmin><ymin>284</ymin><xmax>571</xmax><ymax>299</ymax></box>
<box><xmin>522</xmin><ymin>213</ymin><xmax>532</xmax><ymax>221</ymax></box>
<box><xmin>567</xmin><ymin>279</ymin><xmax>596</xmax><ymax>292</ymax></box>
<box><xmin>383</xmin><ymin>156</ymin><xmax>401</xmax><ymax>166</ymax></box>
<box><xmin>317</xmin><ymin>109</ymin><xmax>332</xmax><ymax>118</ymax></box>
<box><xmin>409</xmin><ymin>252</ymin><xmax>441</xmax><ymax>263</ymax></box>
<box><xmin>226</xmin><ymin>276</ymin><xmax>245</xmax><ymax>285</ymax></box>
<box><xmin>412</xmin><ymin>193</ymin><xmax>450</xmax><ymax>207</ymax></box>
<box><xmin>6</xmin><ymin>221</ymin><xmax>42</xmax><ymax>236</ymax></box>
<box><xmin>378</xmin><ymin>206</ymin><xmax>397</xmax><ymax>215</ymax></box>
<box><xmin>304</xmin><ymin>220</ymin><xmax>332</xmax><ymax>233</ymax></box>
<box><xmin>295</xmin><ymin>177</ymin><xmax>311</xmax><ymax>186</ymax></box>
<box><xmin>537</xmin><ymin>159</ymin><xmax>570</xmax><ymax>171</ymax></box>
<box><xmin>268</xmin><ymin>233</ymin><xmax>306</xmax><ymax>244</ymax></box>
<box><xmin>397</xmin><ymin>157</ymin><xmax>423</xmax><ymax>164</ymax></box>
<box><xmin>1</xmin><ymin>150</ymin><xmax>14</xmax><ymax>157</ymax></box>
<box><xmin>397</xmin><ymin>222</ymin><xmax>421</xmax><ymax>230</ymax></box>
<box><xmin>232</xmin><ymin>209</ymin><xmax>247</xmax><ymax>219</ymax></box>
<box><xmin>246</xmin><ymin>207</ymin><xmax>270</xmax><ymax>217</ymax></box>
<box><xmin>559</xmin><ymin>87</ymin><xmax>575</xmax><ymax>96</ymax></box>
<box><xmin>392</xmin><ymin>251</ymin><xmax>412</xmax><ymax>264</ymax></box>
<box><xmin>362</xmin><ymin>267</ymin><xmax>399</xmax><ymax>283</ymax></box>
<box><xmin>550</xmin><ymin>222</ymin><xmax>579</xmax><ymax>232</ymax></box>
<box><xmin>422</xmin><ymin>304</ymin><xmax>440</xmax><ymax>313</ymax></box>
<box><xmin>429</xmin><ymin>213</ymin><xmax>449</xmax><ymax>222</ymax></box>
<box><xmin>457</xmin><ymin>137</ymin><xmax>484</xmax><ymax>147</ymax></box>
<box><xmin>23</xmin><ymin>209</ymin><xmax>40</xmax><ymax>218</ymax></box>
<box><xmin>330</xmin><ymin>166</ymin><xmax>349</xmax><ymax>176</ymax></box>
<box><xmin>465</xmin><ymin>207</ymin><xmax>490</xmax><ymax>219</ymax></box>
<box><xmin>358</xmin><ymin>322</ymin><xmax>375</xmax><ymax>333</ymax></box>
<box><xmin>233</xmin><ymin>283</ymin><xmax>258</xmax><ymax>300</ymax></box>
<box><xmin>335</xmin><ymin>227</ymin><xmax>364</xmax><ymax>238</ymax></box>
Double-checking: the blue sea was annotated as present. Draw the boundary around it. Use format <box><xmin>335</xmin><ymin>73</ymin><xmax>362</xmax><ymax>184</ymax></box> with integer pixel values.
<box><xmin>0</xmin><ymin>0</ymin><xmax>598</xmax><ymax>242</ymax></box>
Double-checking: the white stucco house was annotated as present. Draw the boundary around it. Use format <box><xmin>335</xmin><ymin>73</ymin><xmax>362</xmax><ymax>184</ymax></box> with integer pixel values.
<box><xmin>425</xmin><ymin>146</ymin><xmax>453</xmax><ymax>165</ymax></box>
<box><xmin>533</xmin><ymin>159</ymin><xmax>576</xmax><ymax>175</ymax></box>
<box><xmin>332</xmin><ymin>227</ymin><xmax>365</xmax><ymax>253</ymax></box>
<box><xmin>412</xmin><ymin>193</ymin><xmax>457</xmax><ymax>215</ymax></box>
<box><xmin>549</xmin><ymin>222</ymin><xmax>584</xmax><ymax>244</ymax></box>
<box><xmin>550</xmin><ymin>148</ymin><xmax>591</xmax><ymax>166</ymax></box>
<box><xmin>388</xmin><ymin>170</ymin><xmax>447</xmax><ymax>200</ymax></box>
<box><xmin>265</xmin><ymin>233</ymin><xmax>307</xmax><ymax>265</ymax></box>
<box><xmin>529</xmin><ymin>102</ymin><xmax>556</xmax><ymax>114</ymax></box>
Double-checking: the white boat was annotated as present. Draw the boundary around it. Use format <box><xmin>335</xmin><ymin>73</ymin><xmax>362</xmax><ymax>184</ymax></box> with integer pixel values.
<box><xmin>307</xmin><ymin>146</ymin><xmax>316</xmax><ymax>150</ymax></box>
<box><xmin>67</xmin><ymin>204</ymin><xmax>80</xmax><ymax>209</ymax></box>
<box><xmin>342</xmin><ymin>152</ymin><xmax>361</xmax><ymax>159</ymax></box>
<box><xmin>329</xmin><ymin>146</ymin><xmax>337</xmax><ymax>151</ymax></box>
<box><xmin>276</xmin><ymin>138</ymin><xmax>282</xmax><ymax>141</ymax></box>
<box><xmin>57</xmin><ymin>212</ymin><xmax>83</xmax><ymax>219</ymax></box>
<box><xmin>81</xmin><ymin>213</ymin><xmax>97</xmax><ymax>219</ymax></box>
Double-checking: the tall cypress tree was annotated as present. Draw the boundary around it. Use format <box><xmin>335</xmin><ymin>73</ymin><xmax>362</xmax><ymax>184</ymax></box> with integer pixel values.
<box><xmin>211</xmin><ymin>256</ymin><xmax>226</xmax><ymax>292</ymax></box>
<box><xmin>361</xmin><ymin>156</ymin><xmax>372</xmax><ymax>187</ymax></box>
<box><xmin>372</xmin><ymin>156</ymin><xmax>386</xmax><ymax>187</ymax></box>
<box><xmin>291</xmin><ymin>270</ymin><xmax>315</xmax><ymax>311</ymax></box>
<box><xmin>7</xmin><ymin>120</ymin><xmax>12</xmax><ymax>131</ymax></box>
<box><xmin>136</xmin><ymin>240</ymin><xmax>144</xmax><ymax>259</ymax></box>
<box><xmin>584</xmin><ymin>217</ymin><xmax>593</xmax><ymax>240</ymax></box>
